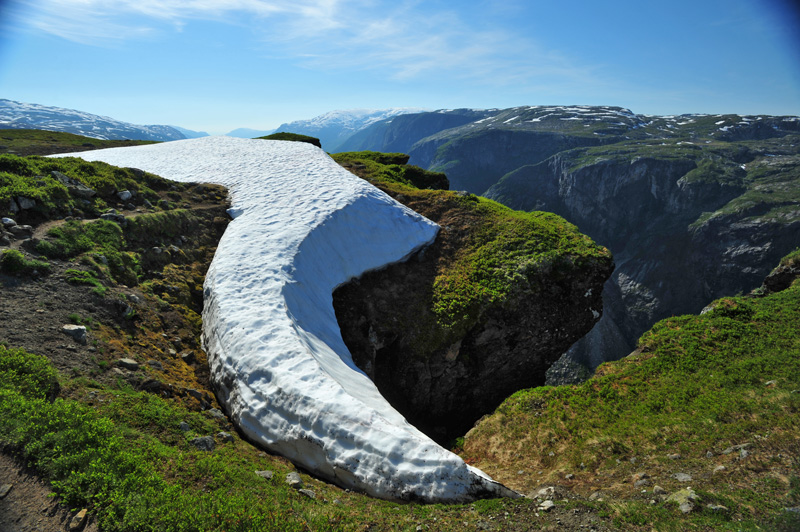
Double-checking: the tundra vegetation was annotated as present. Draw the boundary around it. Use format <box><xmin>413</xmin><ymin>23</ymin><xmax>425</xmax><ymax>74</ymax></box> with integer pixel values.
<box><xmin>0</xmin><ymin>131</ymin><xmax>797</xmax><ymax>531</ymax></box>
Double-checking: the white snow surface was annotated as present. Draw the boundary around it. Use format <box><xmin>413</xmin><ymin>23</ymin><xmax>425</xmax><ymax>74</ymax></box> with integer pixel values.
<box><xmin>57</xmin><ymin>136</ymin><xmax>516</xmax><ymax>502</ymax></box>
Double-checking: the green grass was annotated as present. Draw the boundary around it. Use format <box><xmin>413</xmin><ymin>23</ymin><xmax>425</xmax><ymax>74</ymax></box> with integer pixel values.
<box><xmin>332</xmin><ymin>152</ymin><xmax>449</xmax><ymax>190</ymax></box>
<box><xmin>464</xmin><ymin>269</ymin><xmax>800</xmax><ymax>530</ymax></box>
<box><xmin>65</xmin><ymin>269</ymin><xmax>107</xmax><ymax>296</ymax></box>
<box><xmin>0</xmin><ymin>129</ymin><xmax>155</xmax><ymax>157</ymax></box>
<box><xmin>258</xmin><ymin>132</ymin><xmax>321</xmax><ymax>148</ymax></box>
<box><xmin>0</xmin><ymin>153</ymin><xmax>173</xmax><ymax>218</ymax></box>
<box><xmin>36</xmin><ymin>220</ymin><xmax>141</xmax><ymax>286</ymax></box>
<box><xmin>0</xmin><ymin>249</ymin><xmax>50</xmax><ymax>275</ymax></box>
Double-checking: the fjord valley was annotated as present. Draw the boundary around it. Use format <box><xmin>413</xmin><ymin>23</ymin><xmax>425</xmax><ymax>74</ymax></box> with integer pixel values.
<box><xmin>335</xmin><ymin>105</ymin><xmax>800</xmax><ymax>378</ymax></box>
<box><xmin>0</xmin><ymin>100</ymin><xmax>798</xmax><ymax>532</ymax></box>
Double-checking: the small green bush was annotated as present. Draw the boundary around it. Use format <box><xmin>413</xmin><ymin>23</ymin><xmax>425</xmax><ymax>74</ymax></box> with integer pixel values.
<box><xmin>0</xmin><ymin>249</ymin><xmax>50</xmax><ymax>275</ymax></box>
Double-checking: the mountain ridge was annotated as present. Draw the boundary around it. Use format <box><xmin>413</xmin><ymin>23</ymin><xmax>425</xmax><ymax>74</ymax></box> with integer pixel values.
<box><xmin>0</xmin><ymin>99</ymin><xmax>187</xmax><ymax>142</ymax></box>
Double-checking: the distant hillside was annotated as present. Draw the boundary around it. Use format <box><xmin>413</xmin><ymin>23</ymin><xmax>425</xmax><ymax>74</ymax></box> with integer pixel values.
<box><xmin>270</xmin><ymin>108</ymin><xmax>427</xmax><ymax>151</ymax></box>
<box><xmin>0</xmin><ymin>99</ymin><xmax>186</xmax><ymax>141</ymax></box>
<box><xmin>225</xmin><ymin>127</ymin><xmax>275</xmax><ymax>138</ymax></box>
<box><xmin>171</xmin><ymin>125</ymin><xmax>209</xmax><ymax>139</ymax></box>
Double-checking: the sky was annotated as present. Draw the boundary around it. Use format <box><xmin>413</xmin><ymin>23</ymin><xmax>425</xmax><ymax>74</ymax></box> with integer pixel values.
<box><xmin>0</xmin><ymin>0</ymin><xmax>799</xmax><ymax>135</ymax></box>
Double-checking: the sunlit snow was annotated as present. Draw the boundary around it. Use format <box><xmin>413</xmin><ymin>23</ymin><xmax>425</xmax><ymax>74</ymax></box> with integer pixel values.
<box><xmin>56</xmin><ymin>136</ymin><xmax>516</xmax><ymax>502</ymax></box>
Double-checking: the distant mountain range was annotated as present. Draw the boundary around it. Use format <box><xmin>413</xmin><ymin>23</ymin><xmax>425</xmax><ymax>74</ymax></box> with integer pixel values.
<box><xmin>343</xmin><ymin>105</ymin><xmax>800</xmax><ymax>378</ymax></box>
<box><xmin>257</xmin><ymin>108</ymin><xmax>428</xmax><ymax>151</ymax></box>
<box><xmin>0</xmin><ymin>99</ymin><xmax>208</xmax><ymax>141</ymax></box>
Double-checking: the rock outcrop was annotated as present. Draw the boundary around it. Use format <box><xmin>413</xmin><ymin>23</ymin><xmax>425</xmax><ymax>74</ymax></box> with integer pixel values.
<box><xmin>332</xmin><ymin>152</ymin><xmax>613</xmax><ymax>443</ymax></box>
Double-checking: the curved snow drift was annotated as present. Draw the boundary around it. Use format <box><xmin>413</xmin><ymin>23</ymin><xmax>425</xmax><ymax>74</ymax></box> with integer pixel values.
<box><xmin>60</xmin><ymin>136</ymin><xmax>517</xmax><ymax>502</ymax></box>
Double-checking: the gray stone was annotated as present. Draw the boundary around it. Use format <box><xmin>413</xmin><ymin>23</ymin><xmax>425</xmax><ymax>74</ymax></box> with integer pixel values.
<box><xmin>536</xmin><ymin>486</ymin><xmax>555</xmax><ymax>499</ymax></box>
<box><xmin>667</xmin><ymin>453</ymin><xmax>681</xmax><ymax>460</ymax></box>
<box><xmin>69</xmin><ymin>508</ymin><xmax>88</xmax><ymax>531</ymax></box>
<box><xmin>298</xmin><ymin>489</ymin><xmax>316</xmax><ymax>499</ymax></box>
<box><xmin>100</xmin><ymin>212</ymin><xmax>127</xmax><ymax>227</ymax></box>
<box><xmin>653</xmin><ymin>485</ymin><xmax>667</xmax><ymax>495</ymax></box>
<box><xmin>143</xmin><ymin>199</ymin><xmax>154</xmax><ymax>209</ymax></box>
<box><xmin>707</xmin><ymin>504</ymin><xmax>729</xmax><ymax>512</ymax></box>
<box><xmin>0</xmin><ymin>484</ymin><xmax>12</xmax><ymax>498</ymax></box>
<box><xmin>146</xmin><ymin>359</ymin><xmax>163</xmax><ymax>371</ymax></box>
<box><xmin>208</xmin><ymin>408</ymin><xmax>226</xmax><ymax>421</ymax></box>
<box><xmin>634</xmin><ymin>479</ymin><xmax>650</xmax><ymax>488</ymax></box>
<box><xmin>739</xmin><ymin>449</ymin><xmax>750</xmax><ymax>459</ymax></box>
<box><xmin>565</xmin><ymin>473</ymin><xmax>574</xmax><ymax>480</ymax></box>
<box><xmin>178</xmin><ymin>422</ymin><xmax>191</xmax><ymax>431</ymax></box>
<box><xmin>51</xmin><ymin>172</ymin><xmax>97</xmax><ymax>199</ymax></box>
<box><xmin>255</xmin><ymin>470</ymin><xmax>274</xmax><ymax>480</ymax></box>
<box><xmin>9</xmin><ymin>224</ymin><xmax>33</xmax><ymax>237</ymax></box>
<box><xmin>117</xmin><ymin>190</ymin><xmax>133</xmax><ymax>201</ymax></box>
<box><xmin>1</xmin><ymin>217</ymin><xmax>16</xmax><ymax>227</ymax></box>
<box><xmin>667</xmin><ymin>488</ymin><xmax>699</xmax><ymax>514</ymax></box>
<box><xmin>672</xmin><ymin>472</ymin><xmax>692</xmax><ymax>482</ymax></box>
<box><xmin>16</xmin><ymin>196</ymin><xmax>36</xmax><ymax>210</ymax></box>
<box><xmin>190</xmin><ymin>436</ymin><xmax>215</xmax><ymax>452</ymax></box>
<box><xmin>713</xmin><ymin>465</ymin><xmax>726</xmax><ymax>473</ymax></box>
<box><xmin>117</xmin><ymin>358</ymin><xmax>139</xmax><ymax>370</ymax></box>
<box><xmin>538</xmin><ymin>500</ymin><xmax>555</xmax><ymax>512</ymax></box>
<box><xmin>722</xmin><ymin>443</ymin><xmax>751</xmax><ymax>455</ymax></box>
<box><xmin>706</xmin><ymin>451</ymin><xmax>714</xmax><ymax>458</ymax></box>
<box><xmin>588</xmin><ymin>491</ymin><xmax>603</xmax><ymax>501</ymax></box>
<box><xmin>286</xmin><ymin>471</ymin><xmax>304</xmax><ymax>489</ymax></box>
<box><xmin>62</xmin><ymin>324</ymin><xmax>88</xmax><ymax>345</ymax></box>
<box><xmin>217</xmin><ymin>431</ymin><xmax>234</xmax><ymax>443</ymax></box>
<box><xmin>186</xmin><ymin>388</ymin><xmax>203</xmax><ymax>400</ymax></box>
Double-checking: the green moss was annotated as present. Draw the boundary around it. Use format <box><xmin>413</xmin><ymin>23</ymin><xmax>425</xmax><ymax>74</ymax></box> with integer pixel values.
<box><xmin>37</xmin><ymin>220</ymin><xmax>141</xmax><ymax>285</ymax></box>
<box><xmin>0</xmin><ymin>154</ymin><xmax>175</xmax><ymax>218</ymax></box>
<box><xmin>332</xmin><ymin>151</ymin><xmax>449</xmax><ymax>190</ymax></box>
<box><xmin>432</xmin><ymin>201</ymin><xmax>607</xmax><ymax>329</ymax></box>
<box><xmin>0</xmin><ymin>129</ymin><xmax>155</xmax><ymax>157</ymax></box>
<box><xmin>257</xmin><ymin>132</ymin><xmax>321</xmax><ymax>148</ymax></box>
<box><xmin>0</xmin><ymin>249</ymin><xmax>50</xmax><ymax>275</ymax></box>
<box><xmin>65</xmin><ymin>268</ymin><xmax>107</xmax><ymax>296</ymax></box>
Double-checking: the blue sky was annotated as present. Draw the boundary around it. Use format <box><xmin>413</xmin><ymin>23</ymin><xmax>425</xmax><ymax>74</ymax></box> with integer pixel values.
<box><xmin>1</xmin><ymin>0</ymin><xmax>799</xmax><ymax>134</ymax></box>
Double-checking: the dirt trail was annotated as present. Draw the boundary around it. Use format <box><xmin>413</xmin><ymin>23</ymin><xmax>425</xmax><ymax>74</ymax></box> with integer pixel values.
<box><xmin>0</xmin><ymin>453</ymin><xmax>100</xmax><ymax>532</ymax></box>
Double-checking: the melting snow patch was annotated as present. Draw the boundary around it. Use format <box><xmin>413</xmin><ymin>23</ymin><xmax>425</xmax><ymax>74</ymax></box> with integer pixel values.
<box><xmin>52</xmin><ymin>137</ymin><xmax>517</xmax><ymax>503</ymax></box>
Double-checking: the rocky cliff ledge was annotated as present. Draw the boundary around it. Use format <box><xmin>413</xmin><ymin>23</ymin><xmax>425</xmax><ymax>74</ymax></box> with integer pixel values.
<box><xmin>332</xmin><ymin>152</ymin><xmax>613</xmax><ymax>443</ymax></box>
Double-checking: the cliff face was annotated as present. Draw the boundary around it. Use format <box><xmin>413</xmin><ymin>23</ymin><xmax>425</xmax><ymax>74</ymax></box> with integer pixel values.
<box><xmin>331</xmin><ymin>152</ymin><xmax>613</xmax><ymax>443</ymax></box>
<box><xmin>486</xmin><ymin>141</ymin><xmax>800</xmax><ymax>373</ymax></box>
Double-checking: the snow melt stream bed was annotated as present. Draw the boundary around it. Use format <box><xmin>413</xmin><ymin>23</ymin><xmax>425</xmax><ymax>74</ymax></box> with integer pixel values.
<box><xmin>59</xmin><ymin>136</ymin><xmax>516</xmax><ymax>502</ymax></box>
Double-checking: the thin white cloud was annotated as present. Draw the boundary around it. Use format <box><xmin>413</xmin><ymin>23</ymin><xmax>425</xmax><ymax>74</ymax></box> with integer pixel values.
<box><xmin>11</xmin><ymin>0</ymin><xmax>600</xmax><ymax>88</ymax></box>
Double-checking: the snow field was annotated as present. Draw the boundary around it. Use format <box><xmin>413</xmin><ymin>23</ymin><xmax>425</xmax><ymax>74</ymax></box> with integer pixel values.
<box><xmin>56</xmin><ymin>136</ymin><xmax>516</xmax><ymax>502</ymax></box>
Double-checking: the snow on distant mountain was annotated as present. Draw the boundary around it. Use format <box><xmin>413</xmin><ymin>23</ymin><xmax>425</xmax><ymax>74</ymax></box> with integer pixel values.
<box><xmin>171</xmin><ymin>125</ymin><xmax>209</xmax><ymax>139</ymax></box>
<box><xmin>269</xmin><ymin>108</ymin><xmax>428</xmax><ymax>151</ymax></box>
<box><xmin>59</xmin><ymin>136</ymin><xmax>517</xmax><ymax>502</ymax></box>
<box><xmin>0</xmin><ymin>99</ymin><xmax>186</xmax><ymax>141</ymax></box>
<box><xmin>225</xmin><ymin>127</ymin><xmax>276</xmax><ymax>138</ymax></box>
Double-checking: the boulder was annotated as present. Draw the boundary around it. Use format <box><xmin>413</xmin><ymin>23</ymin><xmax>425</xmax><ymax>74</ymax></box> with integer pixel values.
<box><xmin>190</xmin><ymin>436</ymin><xmax>215</xmax><ymax>452</ymax></box>
<box><xmin>285</xmin><ymin>472</ymin><xmax>304</xmax><ymax>489</ymax></box>
<box><xmin>15</xmin><ymin>196</ymin><xmax>35</xmax><ymax>210</ymax></box>
<box><xmin>117</xmin><ymin>358</ymin><xmax>139</xmax><ymax>370</ymax></box>
<box><xmin>100</xmin><ymin>212</ymin><xmax>127</xmax><ymax>227</ymax></box>
<box><xmin>9</xmin><ymin>225</ymin><xmax>33</xmax><ymax>238</ymax></box>
<box><xmin>667</xmin><ymin>488</ymin><xmax>700</xmax><ymax>514</ymax></box>
<box><xmin>61</xmin><ymin>324</ymin><xmax>87</xmax><ymax>345</ymax></box>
